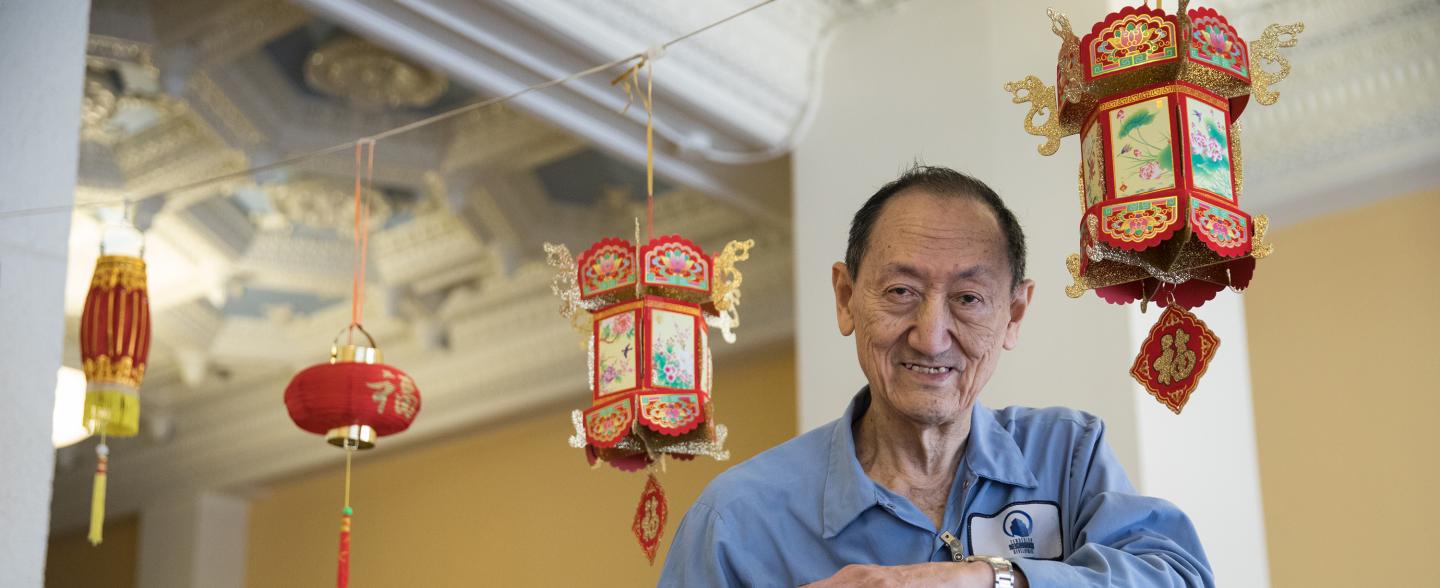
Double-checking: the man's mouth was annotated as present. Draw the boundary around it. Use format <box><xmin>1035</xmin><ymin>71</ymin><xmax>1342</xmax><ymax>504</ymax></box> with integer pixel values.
<box><xmin>901</xmin><ymin>362</ymin><xmax>953</xmax><ymax>375</ymax></box>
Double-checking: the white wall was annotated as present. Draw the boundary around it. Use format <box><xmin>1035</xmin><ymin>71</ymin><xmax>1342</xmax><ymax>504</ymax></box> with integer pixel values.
<box><xmin>0</xmin><ymin>1</ymin><xmax>91</xmax><ymax>585</ymax></box>
<box><xmin>1129</xmin><ymin>292</ymin><xmax>1269</xmax><ymax>585</ymax></box>
<box><xmin>792</xmin><ymin>0</ymin><xmax>1269</xmax><ymax>585</ymax></box>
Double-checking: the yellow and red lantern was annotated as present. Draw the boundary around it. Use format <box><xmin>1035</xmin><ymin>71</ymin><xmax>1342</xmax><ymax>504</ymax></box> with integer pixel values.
<box><xmin>1005</xmin><ymin>0</ymin><xmax>1303</xmax><ymax>412</ymax></box>
<box><xmin>80</xmin><ymin>254</ymin><xmax>150</xmax><ymax>438</ymax></box>
<box><xmin>79</xmin><ymin>226</ymin><xmax>151</xmax><ymax>545</ymax></box>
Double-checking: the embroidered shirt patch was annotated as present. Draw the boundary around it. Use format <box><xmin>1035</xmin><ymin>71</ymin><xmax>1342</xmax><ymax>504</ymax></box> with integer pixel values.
<box><xmin>967</xmin><ymin>501</ymin><xmax>1062</xmax><ymax>560</ymax></box>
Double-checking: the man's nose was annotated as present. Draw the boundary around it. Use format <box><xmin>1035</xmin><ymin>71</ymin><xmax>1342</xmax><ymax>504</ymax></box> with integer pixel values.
<box><xmin>907</xmin><ymin>296</ymin><xmax>953</xmax><ymax>357</ymax></box>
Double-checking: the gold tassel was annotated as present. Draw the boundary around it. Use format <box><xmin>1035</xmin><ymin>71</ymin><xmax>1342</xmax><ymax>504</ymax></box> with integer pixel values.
<box><xmin>88</xmin><ymin>440</ymin><xmax>109</xmax><ymax>546</ymax></box>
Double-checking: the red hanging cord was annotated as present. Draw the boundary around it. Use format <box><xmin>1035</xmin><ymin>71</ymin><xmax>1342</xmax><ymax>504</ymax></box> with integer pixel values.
<box><xmin>350</xmin><ymin>144</ymin><xmax>363</xmax><ymax>338</ymax></box>
<box><xmin>348</xmin><ymin>140</ymin><xmax>377</xmax><ymax>341</ymax></box>
<box><xmin>360</xmin><ymin>141</ymin><xmax>375</xmax><ymax>323</ymax></box>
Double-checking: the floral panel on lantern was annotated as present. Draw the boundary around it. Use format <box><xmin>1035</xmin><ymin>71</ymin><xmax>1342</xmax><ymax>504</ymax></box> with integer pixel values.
<box><xmin>1082</xmin><ymin>123</ymin><xmax>1107</xmax><ymax>208</ymax></box>
<box><xmin>643</xmin><ymin>239</ymin><xmax>710</xmax><ymax>293</ymax></box>
<box><xmin>585</xmin><ymin>396</ymin><xmax>634</xmax><ymax>447</ymax></box>
<box><xmin>577</xmin><ymin>239</ymin><xmax>637</xmax><ymax>299</ymax></box>
<box><xmin>597</xmin><ymin>310</ymin><xmax>638</xmax><ymax>396</ymax></box>
<box><xmin>1088</xmin><ymin>10</ymin><xmax>1178</xmax><ymax>77</ymax></box>
<box><xmin>1109</xmin><ymin>97</ymin><xmax>1175</xmax><ymax>198</ymax></box>
<box><xmin>1188</xmin><ymin>9</ymin><xmax>1249</xmax><ymax>80</ymax></box>
<box><xmin>1185</xmin><ymin>97</ymin><xmax>1234</xmax><ymax>201</ymax></box>
<box><xmin>650</xmin><ymin>309</ymin><xmax>696</xmax><ymax>390</ymax></box>
<box><xmin>637</xmin><ymin>393</ymin><xmax>703</xmax><ymax>435</ymax></box>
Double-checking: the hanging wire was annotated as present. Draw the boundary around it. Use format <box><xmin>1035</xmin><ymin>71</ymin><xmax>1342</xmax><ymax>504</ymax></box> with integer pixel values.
<box><xmin>0</xmin><ymin>0</ymin><xmax>780</xmax><ymax>222</ymax></box>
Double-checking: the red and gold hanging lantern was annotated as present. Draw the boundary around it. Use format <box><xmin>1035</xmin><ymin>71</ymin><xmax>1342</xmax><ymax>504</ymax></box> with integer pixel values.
<box><xmin>284</xmin><ymin>331</ymin><xmax>421</xmax><ymax>450</ymax></box>
<box><xmin>1004</xmin><ymin>0</ymin><xmax>1302</xmax><ymax>413</ymax></box>
<box><xmin>79</xmin><ymin>222</ymin><xmax>151</xmax><ymax>546</ymax></box>
<box><xmin>281</xmin><ymin>140</ymin><xmax>420</xmax><ymax>587</ymax></box>
<box><xmin>284</xmin><ymin>329</ymin><xmax>420</xmax><ymax>588</ymax></box>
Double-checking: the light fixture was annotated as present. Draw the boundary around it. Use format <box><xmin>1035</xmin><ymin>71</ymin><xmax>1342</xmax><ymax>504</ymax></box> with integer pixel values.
<box><xmin>52</xmin><ymin>366</ymin><xmax>90</xmax><ymax>448</ymax></box>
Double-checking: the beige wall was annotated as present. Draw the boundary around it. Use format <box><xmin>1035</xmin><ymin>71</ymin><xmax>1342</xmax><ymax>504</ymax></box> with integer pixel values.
<box><xmin>45</xmin><ymin>516</ymin><xmax>140</xmax><ymax>588</ymax></box>
<box><xmin>1246</xmin><ymin>190</ymin><xmax>1440</xmax><ymax>587</ymax></box>
<box><xmin>245</xmin><ymin>343</ymin><xmax>796</xmax><ymax>587</ymax></box>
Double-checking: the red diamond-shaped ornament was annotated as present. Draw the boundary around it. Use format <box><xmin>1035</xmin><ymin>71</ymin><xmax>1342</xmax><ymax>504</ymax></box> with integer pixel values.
<box><xmin>632</xmin><ymin>473</ymin><xmax>668</xmax><ymax>564</ymax></box>
<box><xmin>1130</xmin><ymin>305</ymin><xmax>1220</xmax><ymax>414</ymax></box>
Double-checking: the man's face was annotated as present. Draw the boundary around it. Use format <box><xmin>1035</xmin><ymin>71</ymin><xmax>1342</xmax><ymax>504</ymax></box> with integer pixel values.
<box><xmin>832</xmin><ymin>190</ymin><xmax>1034</xmax><ymax>426</ymax></box>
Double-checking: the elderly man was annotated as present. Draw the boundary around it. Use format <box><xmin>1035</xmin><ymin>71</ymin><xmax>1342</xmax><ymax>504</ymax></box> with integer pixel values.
<box><xmin>659</xmin><ymin>166</ymin><xmax>1213</xmax><ymax>587</ymax></box>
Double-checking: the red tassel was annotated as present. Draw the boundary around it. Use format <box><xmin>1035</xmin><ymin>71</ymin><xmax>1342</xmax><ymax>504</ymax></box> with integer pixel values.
<box><xmin>337</xmin><ymin>507</ymin><xmax>352</xmax><ymax>588</ymax></box>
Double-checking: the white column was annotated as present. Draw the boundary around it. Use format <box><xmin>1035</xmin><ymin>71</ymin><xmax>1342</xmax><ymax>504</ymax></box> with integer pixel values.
<box><xmin>1129</xmin><ymin>292</ymin><xmax>1269</xmax><ymax>586</ymax></box>
<box><xmin>137</xmin><ymin>491</ymin><xmax>251</xmax><ymax>588</ymax></box>
<box><xmin>0</xmin><ymin>1</ymin><xmax>91</xmax><ymax>586</ymax></box>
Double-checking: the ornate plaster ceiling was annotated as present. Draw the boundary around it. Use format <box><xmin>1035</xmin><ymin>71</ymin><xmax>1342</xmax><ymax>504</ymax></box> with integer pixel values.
<box><xmin>53</xmin><ymin>0</ymin><xmax>805</xmax><ymax>532</ymax></box>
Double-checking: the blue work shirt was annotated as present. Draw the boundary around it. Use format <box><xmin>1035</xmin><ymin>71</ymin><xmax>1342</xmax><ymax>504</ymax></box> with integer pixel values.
<box><xmin>659</xmin><ymin>389</ymin><xmax>1213</xmax><ymax>587</ymax></box>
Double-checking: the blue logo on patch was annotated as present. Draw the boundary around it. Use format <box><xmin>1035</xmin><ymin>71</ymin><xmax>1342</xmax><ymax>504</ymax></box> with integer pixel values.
<box><xmin>1003</xmin><ymin>510</ymin><xmax>1033</xmax><ymax>538</ymax></box>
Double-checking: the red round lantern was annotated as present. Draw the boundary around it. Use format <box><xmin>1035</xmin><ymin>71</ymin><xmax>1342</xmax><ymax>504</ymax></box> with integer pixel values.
<box><xmin>284</xmin><ymin>332</ymin><xmax>420</xmax><ymax>449</ymax></box>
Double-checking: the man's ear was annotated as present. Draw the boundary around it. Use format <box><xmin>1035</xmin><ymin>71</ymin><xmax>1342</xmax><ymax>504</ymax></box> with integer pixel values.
<box><xmin>832</xmin><ymin>262</ymin><xmax>856</xmax><ymax>336</ymax></box>
<box><xmin>1002</xmin><ymin>279</ymin><xmax>1036</xmax><ymax>350</ymax></box>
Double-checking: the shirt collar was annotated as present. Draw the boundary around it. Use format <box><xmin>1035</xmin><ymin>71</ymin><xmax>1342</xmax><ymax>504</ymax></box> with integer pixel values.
<box><xmin>822</xmin><ymin>390</ymin><xmax>881</xmax><ymax>538</ymax></box>
<box><xmin>821</xmin><ymin>388</ymin><xmax>1039</xmax><ymax>538</ymax></box>
<box><xmin>964</xmin><ymin>400</ymin><xmax>1040</xmax><ymax>489</ymax></box>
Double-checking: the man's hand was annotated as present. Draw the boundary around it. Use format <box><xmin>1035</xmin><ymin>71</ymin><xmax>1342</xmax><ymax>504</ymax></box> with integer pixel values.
<box><xmin>803</xmin><ymin>562</ymin><xmax>1001</xmax><ymax>588</ymax></box>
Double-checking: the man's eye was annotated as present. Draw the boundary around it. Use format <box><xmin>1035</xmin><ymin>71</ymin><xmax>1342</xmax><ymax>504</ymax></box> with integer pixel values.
<box><xmin>955</xmin><ymin>293</ymin><xmax>983</xmax><ymax>305</ymax></box>
<box><xmin>886</xmin><ymin>286</ymin><xmax>917</xmax><ymax>299</ymax></box>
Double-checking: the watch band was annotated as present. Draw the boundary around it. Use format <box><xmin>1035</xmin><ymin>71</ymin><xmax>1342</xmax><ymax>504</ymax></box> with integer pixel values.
<box><xmin>963</xmin><ymin>555</ymin><xmax>1015</xmax><ymax>588</ymax></box>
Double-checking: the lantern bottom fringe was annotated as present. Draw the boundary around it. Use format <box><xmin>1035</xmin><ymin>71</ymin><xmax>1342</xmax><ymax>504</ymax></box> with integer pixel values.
<box><xmin>88</xmin><ymin>446</ymin><xmax>109</xmax><ymax>546</ymax></box>
<box><xmin>84</xmin><ymin>389</ymin><xmax>141</xmax><ymax>437</ymax></box>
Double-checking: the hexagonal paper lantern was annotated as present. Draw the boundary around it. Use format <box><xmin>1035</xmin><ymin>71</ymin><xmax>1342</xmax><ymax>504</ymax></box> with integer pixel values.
<box><xmin>579</xmin><ymin>236</ymin><xmax>717</xmax><ymax>452</ymax></box>
<box><xmin>1077</xmin><ymin>81</ymin><xmax>1255</xmax><ymax>309</ymax></box>
<box><xmin>548</xmin><ymin>233</ymin><xmax>751</xmax><ymax>562</ymax></box>
<box><xmin>1006</xmin><ymin>0</ymin><xmax>1303</xmax><ymax>412</ymax></box>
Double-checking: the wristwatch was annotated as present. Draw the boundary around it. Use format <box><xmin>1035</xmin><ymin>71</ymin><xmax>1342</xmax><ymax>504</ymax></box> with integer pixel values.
<box><xmin>962</xmin><ymin>555</ymin><xmax>1015</xmax><ymax>588</ymax></box>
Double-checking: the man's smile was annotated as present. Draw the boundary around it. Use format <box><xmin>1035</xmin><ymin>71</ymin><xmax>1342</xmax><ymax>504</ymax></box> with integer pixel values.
<box><xmin>900</xmin><ymin>362</ymin><xmax>955</xmax><ymax>375</ymax></box>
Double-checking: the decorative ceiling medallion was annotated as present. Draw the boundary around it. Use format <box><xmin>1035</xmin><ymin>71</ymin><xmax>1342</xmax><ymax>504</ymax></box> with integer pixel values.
<box><xmin>304</xmin><ymin>37</ymin><xmax>449</xmax><ymax>110</ymax></box>
<box><xmin>266</xmin><ymin>176</ymin><xmax>392</xmax><ymax>234</ymax></box>
<box><xmin>81</xmin><ymin>69</ymin><xmax>120</xmax><ymax>135</ymax></box>
<box><xmin>80</xmin><ymin>60</ymin><xmax>181</xmax><ymax>145</ymax></box>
